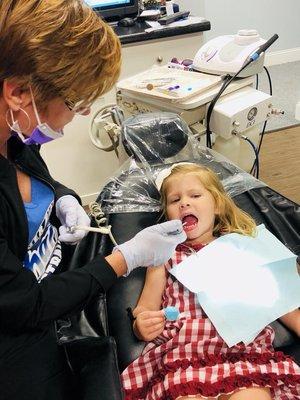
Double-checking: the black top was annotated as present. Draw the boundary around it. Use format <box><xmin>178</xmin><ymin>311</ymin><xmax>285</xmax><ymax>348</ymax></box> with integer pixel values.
<box><xmin>0</xmin><ymin>136</ymin><xmax>118</xmax><ymax>354</ymax></box>
<box><xmin>112</xmin><ymin>19</ymin><xmax>211</xmax><ymax>45</ymax></box>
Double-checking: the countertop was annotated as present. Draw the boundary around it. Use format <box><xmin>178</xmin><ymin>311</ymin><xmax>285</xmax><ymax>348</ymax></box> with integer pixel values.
<box><xmin>111</xmin><ymin>19</ymin><xmax>211</xmax><ymax>45</ymax></box>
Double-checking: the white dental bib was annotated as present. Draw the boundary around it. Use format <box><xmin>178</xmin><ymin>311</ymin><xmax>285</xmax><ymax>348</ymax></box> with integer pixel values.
<box><xmin>169</xmin><ymin>224</ymin><xmax>300</xmax><ymax>347</ymax></box>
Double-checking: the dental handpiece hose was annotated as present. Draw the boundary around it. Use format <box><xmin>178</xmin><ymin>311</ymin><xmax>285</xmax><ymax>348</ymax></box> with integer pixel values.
<box><xmin>250</xmin><ymin>34</ymin><xmax>279</xmax><ymax>61</ymax></box>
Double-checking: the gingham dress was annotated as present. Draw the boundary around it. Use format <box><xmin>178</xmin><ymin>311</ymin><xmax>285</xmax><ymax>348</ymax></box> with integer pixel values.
<box><xmin>122</xmin><ymin>243</ymin><xmax>300</xmax><ymax>400</ymax></box>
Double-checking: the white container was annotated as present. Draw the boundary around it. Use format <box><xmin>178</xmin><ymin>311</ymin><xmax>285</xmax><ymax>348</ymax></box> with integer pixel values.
<box><xmin>166</xmin><ymin>0</ymin><xmax>174</xmax><ymax>15</ymax></box>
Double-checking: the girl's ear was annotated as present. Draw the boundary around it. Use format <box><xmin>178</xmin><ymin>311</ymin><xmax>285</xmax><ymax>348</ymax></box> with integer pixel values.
<box><xmin>214</xmin><ymin>198</ymin><xmax>224</xmax><ymax>216</ymax></box>
<box><xmin>214</xmin><ymin>200</ymin><xmax>221</xmax><ymax>215</ymax></box>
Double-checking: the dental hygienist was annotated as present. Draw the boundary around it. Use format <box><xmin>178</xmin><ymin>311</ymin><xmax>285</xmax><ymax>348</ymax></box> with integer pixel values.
<box><xmin>0</xmin><ymin>1</ymin><xmax>186</xmax><ymax>399</ymax></box>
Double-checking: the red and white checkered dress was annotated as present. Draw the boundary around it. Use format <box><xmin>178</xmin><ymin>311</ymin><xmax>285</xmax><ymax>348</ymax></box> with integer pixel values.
<box><xmin>122</xmin><ymin>243</ymin><xmax>300</xmax><ymax>400</ymax></box>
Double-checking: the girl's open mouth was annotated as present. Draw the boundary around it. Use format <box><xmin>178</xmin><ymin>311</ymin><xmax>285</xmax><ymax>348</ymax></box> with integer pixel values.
<box><xmin>182</xmin><ymin>215</ymin><xmax>198</xmax><ymax>232</ymax></box>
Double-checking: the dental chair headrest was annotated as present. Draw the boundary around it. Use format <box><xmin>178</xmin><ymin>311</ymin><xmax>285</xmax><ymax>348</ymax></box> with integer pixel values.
<box><xmin>121</xmin><ymin>112</ymin><xmax>189</xmax><ymax>163</ymax></box>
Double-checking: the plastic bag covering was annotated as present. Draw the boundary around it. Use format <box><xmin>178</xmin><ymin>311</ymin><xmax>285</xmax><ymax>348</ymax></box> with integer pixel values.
<box><xmin>99</xmin><ymin>113</ymin><xmax>266</xmax><ymax>214</ymax></box>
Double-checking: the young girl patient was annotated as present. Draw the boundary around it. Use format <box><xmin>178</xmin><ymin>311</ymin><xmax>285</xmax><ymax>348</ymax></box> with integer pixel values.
<box><xmin>121</xmin><ymin>163</ymin><xmax>300</xmax><ymax>400</ymax></box>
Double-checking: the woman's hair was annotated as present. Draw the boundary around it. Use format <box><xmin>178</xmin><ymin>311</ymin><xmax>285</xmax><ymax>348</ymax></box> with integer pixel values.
<box><xmin>160</xmin><ymin>164</ymin><xmax>256</xmax><ymax>237</ymax></box>
<box><xmin>0</xmin><ymin>0</ymin><xmax>121</xmax><ymax>108</ymax></box>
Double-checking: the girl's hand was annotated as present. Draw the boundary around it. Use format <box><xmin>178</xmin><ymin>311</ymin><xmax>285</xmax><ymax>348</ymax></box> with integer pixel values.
<box><xmin>133</xmin><ymin>310</ymin><xmax>165</xmax><ymax>341</ymax></box>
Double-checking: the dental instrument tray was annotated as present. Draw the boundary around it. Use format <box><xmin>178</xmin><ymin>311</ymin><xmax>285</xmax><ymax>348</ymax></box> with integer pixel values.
<box><xmin>117</xmin><ymin>66</ymin><xmax>222</xmax><ymax>102</ymax></box>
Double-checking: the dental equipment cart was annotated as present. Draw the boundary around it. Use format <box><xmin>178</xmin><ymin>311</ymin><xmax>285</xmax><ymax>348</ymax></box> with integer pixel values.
<box><xmin>115</xmin><ymin>65</ymin><xmax>272</xmax><ymax>172</ymax></box>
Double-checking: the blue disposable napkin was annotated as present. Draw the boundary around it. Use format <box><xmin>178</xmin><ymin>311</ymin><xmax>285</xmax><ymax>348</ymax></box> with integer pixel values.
<box><xmin>169</xmin><ymin>224</ymin><xmax>300</xmax><ymax>347</ymax></box>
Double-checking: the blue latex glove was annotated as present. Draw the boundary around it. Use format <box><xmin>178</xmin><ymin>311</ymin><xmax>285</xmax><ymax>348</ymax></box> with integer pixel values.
<box><xmin>56</xmin><ymin>195</ymin><xmax>90</xmax><ymax>244</ymax></box>
<box><xmin>116</xmin><ymin>220</ymin><xmax>186</xmax><ymax>276</ymax></box>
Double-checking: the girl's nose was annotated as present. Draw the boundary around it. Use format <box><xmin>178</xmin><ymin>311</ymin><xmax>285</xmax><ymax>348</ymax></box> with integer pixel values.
<box><xmin>180</xmin><ymin>200</ymin><xmax>190</xmax><ymax>208</ymax></box>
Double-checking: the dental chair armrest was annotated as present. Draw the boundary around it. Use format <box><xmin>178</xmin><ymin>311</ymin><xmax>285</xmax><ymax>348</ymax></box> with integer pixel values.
<box><xmin>69</xmin><ymin>227</ymin><xmax>110</xmax><ymax>336</ymax></box>
<box><xmin>105</xmin><ymin>212</ymin><xmax>160</xmax><ymax>371</ymax></box>
<box><xmin>271</xmin><ymin>320</ymin><xmax>299</xmax><ymax>349</ymax></box>
<box><xmin>61</xmin><ymin>232</ymin><xmax>124</xmax><ymax>400</ymax></box>
<box><xmin>61</xmin><ymin>336</ymin><xmax>123</xmax><ymax>400</ymax></box>
<box><xmin>107</xmin><ymin>268</ymin><xmax>147</xmax><ymax>372</ymax></box>
<box><xmin>277</xmin><ymin>343</ymin><xmax>300</xmax><ymax>363</ymax></box>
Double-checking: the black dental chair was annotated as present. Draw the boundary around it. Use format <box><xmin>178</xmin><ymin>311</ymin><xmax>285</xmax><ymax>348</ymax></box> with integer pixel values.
<box><xmin>68</xmin><ymin>113</ymin><xmax>300</xmax><ymax>399</ymax></box>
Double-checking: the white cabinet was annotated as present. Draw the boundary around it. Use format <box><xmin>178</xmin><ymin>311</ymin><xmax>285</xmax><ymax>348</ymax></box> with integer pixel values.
<box><xmin>122</xmin><ymin>33</ymin><xmax>204</xmax><ymax>76</ymax></box>
<box><xmin>41</xmin><ymin>32</ymin><xmax>205</xmax><ymax>204</ymax></box>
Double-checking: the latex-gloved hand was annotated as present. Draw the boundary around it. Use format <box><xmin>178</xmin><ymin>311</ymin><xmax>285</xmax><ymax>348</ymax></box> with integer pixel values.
<box><xmin>116</xmin><ymin>220</ymin><xmax>186</xmax><ymax>276</ymax></box>
<box><xmin>56</xmin><ymin>195</ymin><xmax>90</xmax><ymax>245</ymax></box>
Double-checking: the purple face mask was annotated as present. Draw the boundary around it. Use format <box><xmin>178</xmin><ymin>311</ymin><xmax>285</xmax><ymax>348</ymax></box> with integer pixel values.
<box><xmin>22</xmin><ymin>123</ymin><xmax>63</xmax><ymax>145</ymax></box>
<box><xmin>9</xmin><ymin>88</ymin><xmax>64</xmax><ymax>145</ymax></box>
<box><xmin>11</xmin><ymin>120</ymin><xmax>63</xmax><ymax>146</ymax></box>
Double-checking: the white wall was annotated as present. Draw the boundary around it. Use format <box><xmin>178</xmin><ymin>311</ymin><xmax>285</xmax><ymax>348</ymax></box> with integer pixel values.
<box><xmin>183</xmin><ymin>0</ymin><xmax>300</xmax><ymax>51</ymax></box>
<box><xmin>176</xmin><ymin>0</ymin><xmax>204</xmax><ymax>17</ymax></box>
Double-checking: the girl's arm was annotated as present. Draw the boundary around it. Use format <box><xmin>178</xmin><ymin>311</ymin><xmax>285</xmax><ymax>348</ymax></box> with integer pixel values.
<box><xmin>279</xmin><ymin>309</ymin><xmax>300</xmax><ymax>337</ymax></box>
<box><xmin>133</xmin><ymin>265</ymin><xmax>166</xmax><ymax>315</ymax></box>
<box><xmin>133</xmin><ymin>265</ymin><xmax>167</xmax><ymax>341</ymax></box>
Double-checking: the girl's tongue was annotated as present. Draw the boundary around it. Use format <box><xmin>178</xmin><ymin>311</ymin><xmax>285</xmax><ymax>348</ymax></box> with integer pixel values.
<box><xmin>182</xmin><ymin>215</ymin><xmax>198</xmax><ymax>232</ymax></box>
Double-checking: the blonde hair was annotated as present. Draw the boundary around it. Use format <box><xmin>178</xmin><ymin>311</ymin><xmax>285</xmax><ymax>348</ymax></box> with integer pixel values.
<box><xmin>0</xmin><ymin>0</ymin><xmax>121</xmax><ymax>107</ymax></box>
<box><xmin>160</xmin><ymin>164</ymin><xmax>256</xmax><ymax>237</ymax></box>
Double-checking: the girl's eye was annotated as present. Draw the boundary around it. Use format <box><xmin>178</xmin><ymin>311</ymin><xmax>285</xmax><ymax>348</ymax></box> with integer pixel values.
<box><xmin>169</xmin><ymin>198</ymin><xmax>179</xmax><ymax>204</ymax></box>
<box><xmin>192</xmin><ymin>194</ymin><xmax>201</xmax><ymax>198</ymax></box>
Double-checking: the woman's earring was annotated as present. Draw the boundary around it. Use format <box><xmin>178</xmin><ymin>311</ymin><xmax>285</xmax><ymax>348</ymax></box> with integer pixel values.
<box><xmin>5</xmin><ymin>107</ymin><xmax>31</xmax><ymax>132</ymax></box>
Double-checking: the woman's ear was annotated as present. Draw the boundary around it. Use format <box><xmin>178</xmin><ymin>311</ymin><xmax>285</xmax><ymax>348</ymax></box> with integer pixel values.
<box><xmin>2</xmin><ymin>79</ymin><xmax>32</xmax><ymax>111</ymax></box>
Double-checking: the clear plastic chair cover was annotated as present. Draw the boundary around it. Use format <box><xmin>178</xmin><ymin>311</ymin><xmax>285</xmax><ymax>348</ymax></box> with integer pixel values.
<box><xmin>98</xmin><ymin>113</ymin><xmax>265</xmax><ymax>214</ymax></box>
